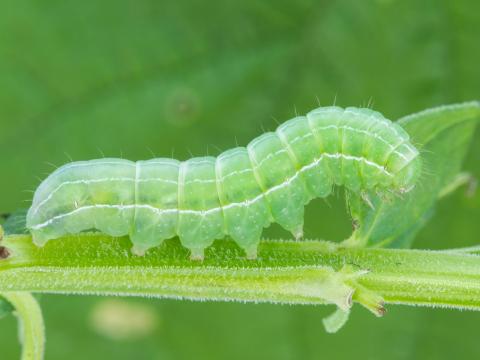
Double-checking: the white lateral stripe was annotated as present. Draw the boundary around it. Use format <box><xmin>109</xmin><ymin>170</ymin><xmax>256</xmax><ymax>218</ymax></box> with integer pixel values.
<box><xmin>30</xmin><ymin>153</ymin><xmax>393</xmax><ymax>230</ymax></box>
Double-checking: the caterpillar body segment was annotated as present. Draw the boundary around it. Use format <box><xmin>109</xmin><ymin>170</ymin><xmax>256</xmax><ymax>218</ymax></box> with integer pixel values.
<box><xmin>131</xmin><ymin>158</ymin><xmax>180</xmax><ymax>255</ymax></box>
<box><xmin>27</xmin><ymin>106</ymin><xmax>421</xmax><ymax>259</ymax></box>
<box><xmin>28</xmin><ymin>159</ymin><xmax>137</xmax><ymax>242</ymax></box>
<box><xmin>215</xmin><ymin>148</ymin><xmax>271</xmax><ymax>259</ymax></box>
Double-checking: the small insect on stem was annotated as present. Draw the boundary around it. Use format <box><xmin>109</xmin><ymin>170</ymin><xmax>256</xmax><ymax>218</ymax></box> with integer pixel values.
<box><xmin>26</xmin><ymin>106</ymin><xmax>421</xmax><ymax>259</ymax></box>
<box><xmin>0</xmin><ymin>246</ymin><xmax>10</xmax><ymax>260</ymax></box>
<box><xmin>0</xmin><ymin>226</ymin><xmax>9</xmax><ymax>260</ymax></box>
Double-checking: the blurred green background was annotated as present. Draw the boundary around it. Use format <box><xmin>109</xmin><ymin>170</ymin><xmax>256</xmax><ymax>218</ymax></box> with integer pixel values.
<box><xmin>1</xmin><ymin>0</ymin><xmax>479</xmax><ymax>359</ymax></box>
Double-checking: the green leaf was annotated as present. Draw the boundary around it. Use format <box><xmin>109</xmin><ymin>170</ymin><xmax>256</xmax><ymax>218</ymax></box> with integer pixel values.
<box><xmin>322</xmin><ymin>308</ymin><xmax>350</xmax><ymax>334</ymax></box>
<box><xmin>0</xmin><ymin>296</ymin><xmax>14</xmax><ymax>319</ymax></box>
<box><xmin>347</xmin><ymin>101</ymin><xmax>480</xmax><ymax>248</ymax></box>
<box><xmin>2</xmin><ymin>209</ymin><xmax>28</xmax><ymax>235</ymax></box>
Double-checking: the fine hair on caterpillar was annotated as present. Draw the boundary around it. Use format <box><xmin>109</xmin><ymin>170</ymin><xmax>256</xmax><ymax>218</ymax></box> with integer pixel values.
<box><xmin>27</xmin><ymin>106</ymin><xmax>422</xmax><ymax>260</ymax></box>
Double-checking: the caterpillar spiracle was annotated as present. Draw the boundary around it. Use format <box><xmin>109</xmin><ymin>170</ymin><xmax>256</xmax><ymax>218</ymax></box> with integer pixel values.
<box><xmin>27</xmin><ymin>106</ymin><xmax>421</xmax><ymax>260</ymax></box>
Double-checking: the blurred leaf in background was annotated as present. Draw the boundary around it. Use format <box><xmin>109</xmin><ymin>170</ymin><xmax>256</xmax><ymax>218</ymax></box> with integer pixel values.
<box><xmin>0</xmin><ymin>0</ymin><xmax>479</xmax><ymax>359</ymax></box>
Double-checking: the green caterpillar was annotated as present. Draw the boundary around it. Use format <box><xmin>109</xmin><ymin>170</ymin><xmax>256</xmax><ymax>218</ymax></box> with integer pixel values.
<box><xmin>27</xmin><ymin>106</ymin><xmax>421</xmax><ymax>259</ymax></box>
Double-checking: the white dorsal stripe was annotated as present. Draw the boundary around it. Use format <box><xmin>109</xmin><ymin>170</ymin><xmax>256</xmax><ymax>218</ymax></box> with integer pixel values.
<box><xmin>30</xmin><ymin>153</ymin><xmax>395</xmax><ymax>230</ymax></box>
<box><xmin>308</xmin><ymin>108</ymin><xmax>405</xmax><ymax>141</ymax></box>
<box><xmin>50</xmin><ymin>161</ymin><xmax>135</xmax><ymax>175</ymax></box>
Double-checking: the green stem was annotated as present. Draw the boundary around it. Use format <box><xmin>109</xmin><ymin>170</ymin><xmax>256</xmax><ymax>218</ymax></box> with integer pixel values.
<box><xmin>1</xmin><ymin>234</ymin><xmax>480</xmax><ymax>313</ymax></box>
<box><xmin>1</xmin><ymin>292</ymin><xmax>45</xmax><ymax>360</ymax></box>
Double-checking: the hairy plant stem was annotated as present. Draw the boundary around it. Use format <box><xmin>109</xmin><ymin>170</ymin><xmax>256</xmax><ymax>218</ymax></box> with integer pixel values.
<box><xmin>0</xmin><ymin>292</ymin><xmax>45</xmax><ymax>360</ymax></box>
<box><xmin>1</xmin><ymin>234</ymin><xmax>480</xmax><ymax>314</ymax></box>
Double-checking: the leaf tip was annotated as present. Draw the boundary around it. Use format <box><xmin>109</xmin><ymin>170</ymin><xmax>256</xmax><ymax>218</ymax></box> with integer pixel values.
<box><xmin>322</xmin><ymin>308</ymin><xmax>350</xmax><ymax>333</ymax></box>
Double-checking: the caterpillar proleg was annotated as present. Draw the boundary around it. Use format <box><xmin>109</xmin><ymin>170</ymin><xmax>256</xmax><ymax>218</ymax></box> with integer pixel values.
<box><xmin>27</xmin><ymin>106</ymin><xmax>421</xmax><ymax>259</ymax></box>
